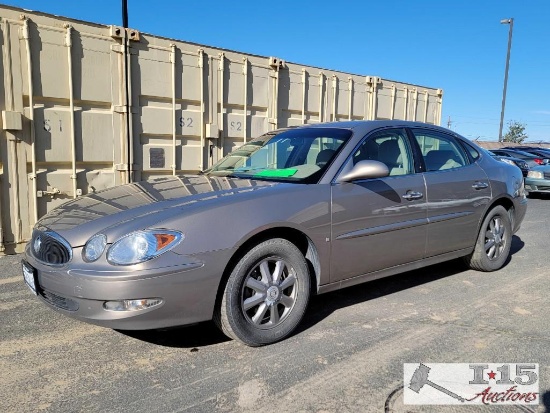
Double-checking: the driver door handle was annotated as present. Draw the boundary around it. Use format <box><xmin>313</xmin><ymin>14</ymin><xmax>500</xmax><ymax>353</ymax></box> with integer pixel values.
<box><xmin>402</xmin><ymin>191</ymin><xmax>423</xmax><ymax>201</ymax></box>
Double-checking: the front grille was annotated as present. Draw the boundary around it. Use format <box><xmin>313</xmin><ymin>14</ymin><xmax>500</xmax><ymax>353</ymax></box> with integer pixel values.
<box><xmin>544</xmin><ymin>172</ymin><xmax>550</xmax><ymax>180</ymax></box>
<box><xmin>40</xmin><ymin>290</ymin><xmax>79</xmax><ymax>311</ymax></box>
<box><xmin>31</xmin><ymin>230</ymin><xmax>72</xmax><ymax>266</ymax></box>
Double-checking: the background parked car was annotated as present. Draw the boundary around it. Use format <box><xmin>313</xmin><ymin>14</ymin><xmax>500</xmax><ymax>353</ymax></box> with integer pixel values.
<box><xmin>525</xmin><ymin>164</ymin><xmax>550</xmax><ymax>197</ymax></box>
<box><xmin>504</xmin><ymin>146</ymin><xmax>550</xmax><ymax>163</ymax></box>
<box><xmin>490</xmin><ymin>154</ymin><xmax>530</xmax><ymax>177</ymax></box>
<box><xmin>489</xmin><ymin>149</ymin><xmax>547</xmax><ymax>168</ymax></box>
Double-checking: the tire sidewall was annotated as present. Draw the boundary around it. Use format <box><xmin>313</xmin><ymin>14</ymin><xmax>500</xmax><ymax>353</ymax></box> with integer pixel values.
<box><xmin>475</xmin><ymin>205</ymin><xmax>512</xmax><ymax>271</ymax></box>
<box><xmin>222</xmin><ymin>239</ymin><xmax>311</xmax><ymax>346</ymax></box>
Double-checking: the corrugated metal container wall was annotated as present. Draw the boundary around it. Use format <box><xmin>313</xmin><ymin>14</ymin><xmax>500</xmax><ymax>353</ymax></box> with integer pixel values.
<box><xmin>0</xmin><ymin>5</ymin><xmax>443</xmax><ymax>253</ymax></box>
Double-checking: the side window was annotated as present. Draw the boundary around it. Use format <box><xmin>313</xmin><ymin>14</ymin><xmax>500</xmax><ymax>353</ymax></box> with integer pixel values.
<box><xmin>412</xmin><ymin>129</ymin><xmax>468</xmax><ymax>172</ymax></box>
<box><xmin>353</xmin><ymin>129</ymin><xmax>413</xmax><ymax>176</ymax></box>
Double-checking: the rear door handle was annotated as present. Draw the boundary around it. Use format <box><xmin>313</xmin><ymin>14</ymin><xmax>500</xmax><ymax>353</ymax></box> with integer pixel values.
<box><xmin>472</xmin><ymin>181</ymin><xmax>489</xmax><ymax>190</ymax></box>
<box><xmin>402</xmin><ymin>191</ymin><xmax>423</xmax><ymax>201</ymax></box>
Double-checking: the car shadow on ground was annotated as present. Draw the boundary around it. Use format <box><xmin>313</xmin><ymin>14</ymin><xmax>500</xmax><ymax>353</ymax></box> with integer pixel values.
<box><xmin>119</xmin><ymin>235</ymin><xmax>524</xmax><ymax>349</ymax></box>
<box><xmin>508</xmin><ymin>234</ymin><xmax>525</xmax><ymax>260</ymax></box>
<box><xmin>527</xmin><ymin>193</ymin><xmax>550</xmax><ymax>200</ymax></box>
<box><xmin>298</xmin><ymin>234</ymin><xmax>524</xmax><ymax>334</ymax></box>
<box><xmin>117</xmin><ymin>322</ymin><xmax>231</xmax><ymax>348</ymax></box>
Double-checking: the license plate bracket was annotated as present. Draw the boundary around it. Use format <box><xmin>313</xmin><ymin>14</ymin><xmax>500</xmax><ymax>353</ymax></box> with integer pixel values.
<box><xmin>22</xmin><ymin>261</ymin><xmax>38</xmax><ymax>295</ymax></box>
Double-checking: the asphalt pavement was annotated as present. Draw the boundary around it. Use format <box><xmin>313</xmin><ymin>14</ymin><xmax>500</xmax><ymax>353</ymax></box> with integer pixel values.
<box><xmin>1</xmin><ymin>198</ymin><xmax>549</xmax><ymax>413</ymax></box>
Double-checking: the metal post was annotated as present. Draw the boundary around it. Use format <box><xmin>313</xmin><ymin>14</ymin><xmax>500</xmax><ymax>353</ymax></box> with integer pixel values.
<box><xmin>498</xmin><ymin>18</ymin><xmax>514</xmax><ymax>142</ymax></box>
<box><xmin>122</xmin><ymin>0</ymin><xmax>132</xmax><ymax>181</ymax></box>
<box><xmin>122</xmin><ymin>0</ymin><xmax>128</xmax><ymax>28</ymax></box>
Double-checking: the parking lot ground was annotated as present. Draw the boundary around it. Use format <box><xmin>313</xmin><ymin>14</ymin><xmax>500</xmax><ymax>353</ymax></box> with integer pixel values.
<box><xmin>1</xmin><ymin>198</ymin><xmax>549</xmax><ymax>413</ymax></box>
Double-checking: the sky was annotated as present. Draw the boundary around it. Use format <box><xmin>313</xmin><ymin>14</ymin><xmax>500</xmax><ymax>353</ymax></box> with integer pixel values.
<box><xmin>4</xmin><ymin>0</ymin><xmax>550</xmax><ymax>142</ymax></box>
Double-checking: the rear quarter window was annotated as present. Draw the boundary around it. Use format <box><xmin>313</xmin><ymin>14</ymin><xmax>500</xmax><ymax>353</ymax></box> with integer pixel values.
<box><xmin>459</xmin><ymin>140</ymin><xmax>481</xmax><ymax>161</ymax></box>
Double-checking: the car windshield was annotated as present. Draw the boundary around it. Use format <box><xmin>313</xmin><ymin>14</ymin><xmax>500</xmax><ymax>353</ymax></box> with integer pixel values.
<box><xmin>205</xmin><ymin>127</ymin><xmax>352</xmax><ymax>183</ymax></box>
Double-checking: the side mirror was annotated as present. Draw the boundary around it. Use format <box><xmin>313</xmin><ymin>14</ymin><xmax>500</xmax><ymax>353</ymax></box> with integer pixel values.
<box><xmin>337</xmin><ymin>160</ymin><xmax>390</xmax><ymax>182</ymax></box>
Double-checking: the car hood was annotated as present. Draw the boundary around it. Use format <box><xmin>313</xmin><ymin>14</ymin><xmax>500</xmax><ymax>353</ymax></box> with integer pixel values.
<box><xmin>36</xmin><ymin>175</ymin><xmax>280</xmax><ymax>246</ymax></box>
<box><xmin>529</xmin><ymin>164</ymin><xmax>550</xmax><ymax>172</ymax></box>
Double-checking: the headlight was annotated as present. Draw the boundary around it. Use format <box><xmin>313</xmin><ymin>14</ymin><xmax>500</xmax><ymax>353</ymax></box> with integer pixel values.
<box><xmin>82</xmin><ymin>233</ymin><xmax>107</xmax><ymax>262</ymax></box>
<box><xmin>107</xmin><ymin>230</ymin><xmax>183</xmax><ymax>265</ymax></box>
<box><xmin>527</xmin><ymin>171</ymin><xmax>544</xmax><ymax>179</ymax></box>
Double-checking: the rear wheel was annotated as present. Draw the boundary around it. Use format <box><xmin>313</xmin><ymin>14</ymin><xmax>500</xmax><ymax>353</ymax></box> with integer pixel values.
<box><xmin>215</xmin><ymin>238</ymin><xmax>311</xmax><ymax>346</ymax></box>
<box><xmin>464</xmin><ymin>205</ymin><xmax>512</xmax><ymax>272</ymax></box>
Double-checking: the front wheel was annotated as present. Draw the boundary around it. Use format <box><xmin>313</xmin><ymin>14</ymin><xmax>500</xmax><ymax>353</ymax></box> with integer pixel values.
<box><xmin>464</xmin><ymin>205</ymin><xmax>512</xmax><ymax>272</ymax></box>
<box><xmin>215</xmin><ymin>238</ymin><xmax>311</xmax><ymax>346</ymax></box>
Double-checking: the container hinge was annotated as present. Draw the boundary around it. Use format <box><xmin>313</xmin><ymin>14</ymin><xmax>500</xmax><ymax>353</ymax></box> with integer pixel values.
<box><xmin>19</xmin><ymin>16</ymin><xmax>30</xmax><ymax>40</ymax></box>
<box><xmin>64</xmin><ymin>24</ymin><xmax>72</xmax><ymax>47</ymax></box>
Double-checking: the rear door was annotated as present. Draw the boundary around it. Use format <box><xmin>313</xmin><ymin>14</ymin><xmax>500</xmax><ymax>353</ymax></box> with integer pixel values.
<box><xmin>410</xmin><ymin>128</ymin><xmax>492</xmax><ymax>256</ymax></box>
<box><xmin>330</xmin><ymin>128</ymin><xmax>428</xmax><ymax>282</ymax></box>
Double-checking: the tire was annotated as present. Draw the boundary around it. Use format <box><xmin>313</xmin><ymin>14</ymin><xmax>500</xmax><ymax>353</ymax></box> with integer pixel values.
<box><xmin>215</xmin><ymin>238</ymin><xmax>311</xmax><ymax>346</ymax></box>
<box><xmin>463</xmin><ymin>205</ymin><xmax>512</xmax><ymax>272</ymax></box>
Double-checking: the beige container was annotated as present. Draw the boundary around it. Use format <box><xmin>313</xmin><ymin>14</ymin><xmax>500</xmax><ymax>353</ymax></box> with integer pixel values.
<box><xmin>0</xmin><ymin>5</ymin><xmax>443</xmax><ymax>253</ymax></box>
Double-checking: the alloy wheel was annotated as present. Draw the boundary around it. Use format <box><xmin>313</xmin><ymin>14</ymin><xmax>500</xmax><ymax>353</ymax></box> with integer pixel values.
<box><xmin>240</xmin><ymin>257</ymin><xmax>297</xmax><ymax>329</ymax></box>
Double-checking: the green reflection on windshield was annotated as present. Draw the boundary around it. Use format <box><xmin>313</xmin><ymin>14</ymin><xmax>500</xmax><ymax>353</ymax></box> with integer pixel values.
<box><xmin>253</xmin><ymin>168</ymin><xmax>298</xmax><ymax>178</ymax></box>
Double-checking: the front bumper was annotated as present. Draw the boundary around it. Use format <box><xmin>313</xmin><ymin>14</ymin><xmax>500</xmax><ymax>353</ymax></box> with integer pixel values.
<box><xmin>23</xmin><ymin>244</ymin><xmax>231</xmax><ymax>330</ymax></box>
<box><xmin>525</xmin><ymin>178</ymin><xmax>550</xmax><ymax>193</ymax></box>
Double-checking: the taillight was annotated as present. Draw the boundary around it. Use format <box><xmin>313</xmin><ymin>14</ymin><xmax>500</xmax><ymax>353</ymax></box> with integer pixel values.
<box><xmin>534</xmin><ymin>158</ymin><xmax>544</xmax><ymax>165</ymax></box>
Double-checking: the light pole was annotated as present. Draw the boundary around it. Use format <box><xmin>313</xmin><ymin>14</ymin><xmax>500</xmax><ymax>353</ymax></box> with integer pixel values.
<box><xmin>498</xmin><ymin>18</ymin><xmax>514</xmax><ymax>142</ymax></box>
<box><xmin>122</xmin><ymin>0</ymin><xmax>128</xmax><ymax>28</ymax></box>
<box><xmin>121</xmin><ymin>0</ymin><xmax>131</xmax><ymax>182</ymax></box>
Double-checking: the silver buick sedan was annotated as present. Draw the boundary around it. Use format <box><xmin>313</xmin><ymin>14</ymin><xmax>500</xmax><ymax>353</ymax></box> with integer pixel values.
<box><xmin>23</xmin><ymin>121</ymin><xmax>527</xmax><ymax>346</ymax></box>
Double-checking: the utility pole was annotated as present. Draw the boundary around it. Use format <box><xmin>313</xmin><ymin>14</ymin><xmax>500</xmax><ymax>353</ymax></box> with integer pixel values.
<box><xmin>447</xmin><ymin>116</ymin><xmax>452</xmax><ymax>129</ymax></box>
<box><xmin>122</xmin><ymin>0</ymin><xmax>128</xmax><ymax>28</ymax></box>
<box><xmin>122</xmin><ymin>0</ymin><xmax>132</xmax><ymax>182</ymax></box>
<box><xmin>498</xmin><ymin>18</ymin><xmax>514</xmax><ymax>142</ymax></box>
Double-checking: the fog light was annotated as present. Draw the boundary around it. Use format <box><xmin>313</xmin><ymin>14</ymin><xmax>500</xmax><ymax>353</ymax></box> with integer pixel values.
<box><xmin>103</xmin><ymin>298</ymin><xmax>163</xmax><ymax>312</ymax></box>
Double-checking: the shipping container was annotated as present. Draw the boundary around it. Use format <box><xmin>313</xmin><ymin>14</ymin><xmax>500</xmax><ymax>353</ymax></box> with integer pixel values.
<box><xmin>0</xmin><ymin>5</ymin><xmax>443</xmax><ymax>253</ymax></box>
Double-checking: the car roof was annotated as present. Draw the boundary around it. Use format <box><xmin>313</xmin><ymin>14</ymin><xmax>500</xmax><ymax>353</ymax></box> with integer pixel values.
<box><xmin>492</xmin><ymin>154</ymin><xmax>525</xmax><ymax>162</ymax></box>
<box><xmin>493</xmin><ymin>148</ymin><xmax>537</xmax><ymax>157</ymax></box>
<box><xmin>288</xmin><ymin>120</ymin><xmax>462</xmax><ymax>136</ymax></box>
